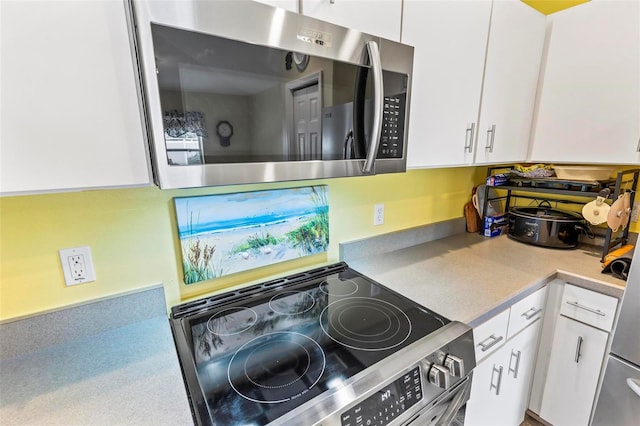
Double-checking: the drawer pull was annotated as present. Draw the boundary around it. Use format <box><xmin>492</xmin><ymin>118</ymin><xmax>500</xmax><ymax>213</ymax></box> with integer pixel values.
<box><xmin>490</xmin><ymin>365</ymin><xmax>503</xmax><ymax>396</ymax></box>
<box><xmin>575</xmin><ymin>336</ymin><xmax>584</xmax><ymax>363</ymax></box>
<box><xmin>521</xmin><ymin>307</ymin><xmax>543</xmax><ymax>320</ymax></box>
<box><xmin>566</xmin><ymin>300</ymin><xmax>606</xmax><ymax>316</ymax></box>
<box><xmin>478</xmin><ymin>334</ymin><xmax>504</xmax><ymax>352</ymax></box>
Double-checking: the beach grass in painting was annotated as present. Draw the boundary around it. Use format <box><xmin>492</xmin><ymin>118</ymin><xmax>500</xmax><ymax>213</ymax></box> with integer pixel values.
<box><xmin>174</xmin><ymin>185</ymin><xmax>329</xmax><ymax>284</ymax></box>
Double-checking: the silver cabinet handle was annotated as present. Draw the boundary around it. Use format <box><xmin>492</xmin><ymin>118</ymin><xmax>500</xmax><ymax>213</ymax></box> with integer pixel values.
<box><xmin>521</xmin><ymin>307</ymin><xmax>543</xmax><ymax>320</ymax></box>
<box><xmin>490</xmin><ymin>365</ymin><xmax>503</xmax><ymax>395</ymax></box>
<box><xmin>575</xmin><ymin>336</ymin><xmax>584</xmax><ymax>363</ymax></box>
<box><xmin>478</xmin><ymin>334</ymin><xmax>504</xmax><ymax>352</ymax></box>
<box><xmin>485</xmin><ymin>124</ymin><xmax>496</xmax><ymax>152</ymax></box>
<box><xmin>361</xmin><ymin>40</ymin><xmax>383</xmax><ymax>174</ymax></box>
<box><xmin>508</xmin><ymin>350</ymin><xmax>522</xmax><ymax>379</ymax></box>
<box><xmin>627</xmin><ymin>378</ymin><xmax>640</xmax><ymax>397</ymax></box>
<box><xmin>464</xmin><ymin>123</ymin><xmax>475</xmax><ymax>153</ymax></box>
<box><xmin>566</xmin><ymin>300</ymin><xmax>606</xmax><ymax>316</ymax></box>
<box><xmin>636</xmin><ymin>136</ymin><xmax>640</xmax><ymax>152</ymax></box>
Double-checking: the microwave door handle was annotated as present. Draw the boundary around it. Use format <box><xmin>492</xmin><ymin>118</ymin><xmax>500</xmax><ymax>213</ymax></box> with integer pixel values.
<box><xmin>362</xmin><ymin>40</ymin><xmax>384</xmax><ymax>174</ymax></box>
<box><xmin>343</xmin><ymin>129</ymin><xmax>354</xmax><ymax>159</ymax></box>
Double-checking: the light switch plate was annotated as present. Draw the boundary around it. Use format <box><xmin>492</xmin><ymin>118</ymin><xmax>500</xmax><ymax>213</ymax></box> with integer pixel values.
<box><xmin>631</xmin><ymin>202</ymin><xmax>639</xmax><ymax>223</ymax></box>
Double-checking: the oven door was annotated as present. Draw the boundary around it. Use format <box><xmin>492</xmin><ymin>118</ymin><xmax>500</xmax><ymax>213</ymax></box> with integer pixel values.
<box><xmin>406</xmin><ymin>375</ymin><xmax>472</xmax><ymax>425</ymax></box>
<box><xmin>128</xmin><ymin>0</ymin><xmax>413</xmax><ymax>189</ymax></box>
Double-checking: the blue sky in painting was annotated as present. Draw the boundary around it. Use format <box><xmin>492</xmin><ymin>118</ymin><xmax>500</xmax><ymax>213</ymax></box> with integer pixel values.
<box><xmin>175</xmin><ymin>186</ymin><xmax>328</xmax><ymax>238</ymax></box>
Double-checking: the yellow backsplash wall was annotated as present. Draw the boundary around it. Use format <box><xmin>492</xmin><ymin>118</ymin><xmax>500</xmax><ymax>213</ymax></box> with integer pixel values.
<box><xmin>0</xmin><ymin>167</ymin><xmax>486</xmax><ymax>321</ymax></box>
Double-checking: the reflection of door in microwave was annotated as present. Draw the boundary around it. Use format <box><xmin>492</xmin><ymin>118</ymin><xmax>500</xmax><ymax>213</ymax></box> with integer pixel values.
<box><xmin>291</xmin><ymin>84</ymin><xmax>321</xmax><ymax>161</ymax></box>
<box><xmin>151</xmin><ymin>23</ymin><xmax>387</xmax><ymax>165</ymax></box>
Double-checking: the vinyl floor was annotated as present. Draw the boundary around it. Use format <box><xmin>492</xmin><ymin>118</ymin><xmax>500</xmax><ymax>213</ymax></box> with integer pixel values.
<box><xmin>521</xmin><ymin>413</ymin><xmax>546</xmax><ymax>426</ymax></box>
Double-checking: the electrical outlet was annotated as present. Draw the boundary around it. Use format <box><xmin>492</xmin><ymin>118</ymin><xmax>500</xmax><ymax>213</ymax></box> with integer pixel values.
<box><xmin>68</xmin><ymin>254</ymin><xmax>87</xmax><ymax>280</ymax></box>
<box><xmin>59</xmin><ymin>246</ymin><xmax>95</xmax><ymax>286</ymax></box>
<box><xmin>374</xmin><ymin>203</ymin><xmax>384</xmax><ymax>226</ymax></box>
<box><xmin>631</xmin><ymin>202</ymin><xmax>640</xmax><ymax>223</ymax></box>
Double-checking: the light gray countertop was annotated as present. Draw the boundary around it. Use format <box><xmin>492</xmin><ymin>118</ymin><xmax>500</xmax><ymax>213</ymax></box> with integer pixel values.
<box><xmin>0</xmin><ymin>287</ymin><xmax>193</xmax><ymax>426</ymax></box>
<box><xmin>346</xmin><ymin>233</ymin><xmax>626</xmax><ymax>327</ymax></box>
<box><xmin>0</xmin><ymin>316</ymin><xmax>193</xmax><ymax>425</ymax></box>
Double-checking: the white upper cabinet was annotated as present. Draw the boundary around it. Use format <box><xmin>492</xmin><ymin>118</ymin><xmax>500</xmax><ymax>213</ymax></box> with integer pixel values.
<box><xmin>253</xmin><ymin>0</ymin><xmax>299</xmax><ymax>13</ymax></box>
<box><xmin>474</xmin><ymin>0</ymin><xmax>546</xmax><ymax>164</ymax></box>
<box><xmin>300</xmin><ymin>0</ymin><xmax>402</xmax><ymax>41</ymax></box>
<box><xmin>403</xmin><ymin>0</ymin><xmax>491</xmax><ymax>168</ymax></box>
<box><xmin>529</xmin><ymin>0</ymin><xmax>640</xmax><ymax>164</ymax></box>
<box><xmin>0</xmin><ymin>0</ymin><xmax>152</xmax><ymax>195</ymax></box>
<box><xmin>404</xmin><ymin>0</ymin><xmax>545</xmax><ymax>168</ymax></box>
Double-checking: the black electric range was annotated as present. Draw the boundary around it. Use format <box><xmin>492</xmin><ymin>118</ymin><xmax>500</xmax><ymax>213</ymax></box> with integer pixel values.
<box><xmin>170</xmin><ymin>262</ymin><xmax>475</xmax><ymax>426</ymax></box>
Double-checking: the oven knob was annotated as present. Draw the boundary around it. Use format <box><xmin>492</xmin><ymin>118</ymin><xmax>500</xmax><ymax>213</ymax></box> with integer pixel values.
<box><xmin>443</xmin><ymin>354</ymin><xmax>465</xmax><ymax>377</ymax></box>
<box><xmin>428</xmin><ymin>364</ymin><xmax>451</xmax><ymax>389</ymax></box>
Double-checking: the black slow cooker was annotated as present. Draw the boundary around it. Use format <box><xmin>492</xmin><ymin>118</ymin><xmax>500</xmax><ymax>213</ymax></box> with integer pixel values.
<box><xmin>507</xmin><ymin>205</ymin><xmax>588</xmax><ymax>249</ymax></box>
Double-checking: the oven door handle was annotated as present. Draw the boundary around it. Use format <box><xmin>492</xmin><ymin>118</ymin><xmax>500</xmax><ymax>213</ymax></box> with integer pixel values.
<box><xmin>434</xmin><ymin>376</ymin><xmax>471</xmax><ymax>426</ymax></box>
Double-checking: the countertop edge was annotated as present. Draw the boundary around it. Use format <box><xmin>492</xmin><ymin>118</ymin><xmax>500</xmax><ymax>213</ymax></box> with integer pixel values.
<box><xmin>466</xmin><ymin>272</ymin><xmax>556</xmax><ymax>328</ymax></box>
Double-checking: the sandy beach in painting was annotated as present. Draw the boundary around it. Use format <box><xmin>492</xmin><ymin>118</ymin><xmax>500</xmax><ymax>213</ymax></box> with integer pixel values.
<box><xmin>183</xmin><ymin>214</ymin><xmax>317</xmax><ymax>277</ymax></box>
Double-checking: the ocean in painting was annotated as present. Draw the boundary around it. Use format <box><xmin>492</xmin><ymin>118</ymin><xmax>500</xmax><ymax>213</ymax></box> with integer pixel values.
<box><xmin>174</xmin><ymin>185</ymin><xmax>329</xmax><ymax>284</ymax></box>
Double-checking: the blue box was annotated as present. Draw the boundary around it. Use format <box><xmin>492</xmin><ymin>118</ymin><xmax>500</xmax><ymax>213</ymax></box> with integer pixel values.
<box><xmin>486</xmin><ymin>174</ymin><xmax>509</xmax><ymax>186</ymax></box>
<box><xmin>483</xmin><ymin>214</ymin><xmax>508</xmax><ymax>238</ymax></box>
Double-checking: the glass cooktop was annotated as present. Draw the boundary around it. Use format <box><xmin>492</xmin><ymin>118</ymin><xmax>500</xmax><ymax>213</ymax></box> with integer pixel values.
<box><xmin>171</xmin><ymin>263</ymin><xmax>450</xmax><ymax>425</ymax></box>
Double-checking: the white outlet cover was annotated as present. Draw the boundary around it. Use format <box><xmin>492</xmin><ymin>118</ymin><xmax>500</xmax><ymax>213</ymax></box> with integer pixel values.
<box><xmin>374</xmin><ymin>203</ymin><xmax>385</xmax><ymax>226</ymax></box>
<box><xmin>59</xmin><ymin>246</ymin><xmax>96</xmax><ymax>286</ymax></box>
<box><xmin>631</xmin><ymin>202</ymin><xmax>640</xmax><ymax>223</ymax></box>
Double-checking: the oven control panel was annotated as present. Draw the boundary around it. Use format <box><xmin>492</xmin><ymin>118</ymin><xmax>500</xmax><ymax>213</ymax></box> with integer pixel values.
<box><xmin>340</xmin><ymin>366</ymin><xmax>422</xmax><ymax>426</ymax></box>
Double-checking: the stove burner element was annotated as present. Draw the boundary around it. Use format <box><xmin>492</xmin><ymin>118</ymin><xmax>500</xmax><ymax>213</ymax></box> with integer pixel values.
<box><xmin>206</xmin><ymin>307</ymin><xmax>257</xmax><ymax>336</ymax></box>
<box><xmin>228</xmin><ymin>331</ymin><xmax>326</xmax><ymax>404</ymax></box>
<box><xmin>320</xmin><ymin>297</ymin><xmax>412</xmax><ymax>351</ymax></box>
<box><xmin>269</xmin><ymin>291</ymin><xmax>315</xmax><ymax>315</ymax></box>
<box><xmin>319</xmin><ymin>277</ymin><xmax>359</xmax><ymax>296</ymax></box>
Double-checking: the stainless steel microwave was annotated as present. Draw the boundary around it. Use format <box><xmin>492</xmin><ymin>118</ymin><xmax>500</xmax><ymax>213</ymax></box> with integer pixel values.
<box><xmin>126</xmin><ymin>0</ymin><xmax>414</xmax><ymax>189</ymax></box>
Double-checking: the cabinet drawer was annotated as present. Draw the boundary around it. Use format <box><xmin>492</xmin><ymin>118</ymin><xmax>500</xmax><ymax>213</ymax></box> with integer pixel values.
<box><xmin>560</xmin><ymin>284</ymin><xmax>618</xmax><ymax>332</ymax></box>
<box><xmin>473</xmin><ymin>309</ymin><xmax>510</xmax><ymax>362</ymax></box>
<box><xmin>508</xmin><ymin>286</ymin><xmax>548</xmax><ymax>339</ymax></box>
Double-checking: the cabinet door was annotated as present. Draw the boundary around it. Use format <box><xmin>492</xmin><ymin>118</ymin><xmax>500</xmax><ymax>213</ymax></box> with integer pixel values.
<box><xmin>0</xmin><ymin>0</ymin><xmax>152</xmax><ymax>194</ymax></box>
<box><xmin>465</xmin><ymin>342</ymin><xmax>511</xmax><ymax>426</ymax></box>
<box><xmin>474</xmin><ymin>0</ymin><xmax>545</xmax><ymax>165</ymax></box>
<box><xmin>301</xmin><ymin>0</ymin><xmax>402</xmax><ymax>41</ymax></box>
<box><xmin>466</xmin><ymin>320</ymin><xmax>542</xmax><ymax>426</ymax></box>
<box><xmin>403</xmin><ymin>0</ymin><xmax>492</xmax><ymax>168</ymax></box>
<box><xmin>501</xmin><ymin>320</ymin><xmax>542</xmax><ymax>426</ymax></box>
<box><xmin>253</xmin><ymin>0</ymin><xmax>298</xmax><ymax>12</ymax></box>
<box><xmin>530</xmin><ymin>0</ymin><xmax>640</xmax><ymax>164</ymax></box>
<box><xmin>540</xmin><ymin>316</ymin><xmax>609</xmax><ymax>426</ymax></box>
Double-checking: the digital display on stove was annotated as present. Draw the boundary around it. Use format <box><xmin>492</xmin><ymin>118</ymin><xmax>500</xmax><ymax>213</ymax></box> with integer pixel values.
<box><xmin>180</xmin><ymin>266</ymin><xmax>448</xmax><ymax>425</ymax></box>
<box><xmin>340</xmin><ymin>366</ymin><xmax>423</xmax><ymax>426</ymax></box>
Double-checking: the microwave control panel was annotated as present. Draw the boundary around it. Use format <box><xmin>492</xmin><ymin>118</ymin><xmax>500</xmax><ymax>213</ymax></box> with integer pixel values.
<box><xmin>379</xmin><ymin>92</ymin><xmax>406</xmax><ymax>159</ymax></box>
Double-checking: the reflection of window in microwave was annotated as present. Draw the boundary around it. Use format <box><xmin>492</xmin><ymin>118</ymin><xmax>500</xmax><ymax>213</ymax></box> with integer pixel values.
<box><xmin>165</xmin><ymin>134</ymin><xmax>203</xmax><ymax>165</ymax></box>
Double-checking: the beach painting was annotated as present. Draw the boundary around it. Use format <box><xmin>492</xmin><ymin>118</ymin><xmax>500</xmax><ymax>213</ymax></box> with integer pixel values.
<box><xmin>174</xmin><ymin>185</ymin><xmax>329</xmax><ymax>284</ymax></box>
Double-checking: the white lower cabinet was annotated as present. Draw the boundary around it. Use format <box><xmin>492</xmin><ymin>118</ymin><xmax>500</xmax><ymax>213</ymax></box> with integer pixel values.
<box><xmin>466</xmin><ymin>318</ymin><xmax>542</xmax><ymax>426</ymax></box>
<box><xmin>500</xmin><ymin>322</ymin><xmax>541</xmax><ymax>425</ymax></box>
<box><xmin>539</xmin><ymin>316</ymin><xmax>609</xmax><ymax>426</ymax></box>
<box><xmin>533</xmin><ymin>283</ymin><xmax>618</xmax><ymax>426</ymax></box>
<box><xmin>465</xmin><ymin>287</ymin><xmax>547</xmax><ymax>426</ymax></box>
